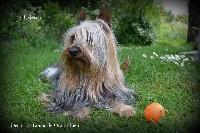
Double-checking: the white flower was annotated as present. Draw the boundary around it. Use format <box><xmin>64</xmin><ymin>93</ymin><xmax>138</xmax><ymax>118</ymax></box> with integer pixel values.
<box><xmin>191</xmin><ymin>56</ymin><xmax>195</xmax><ymax>61</ymax></box>
<box><xmin>153</xmin><ymin>52</ymin><xmax>158</xmax><ymax>57</ymax></box>
<box><xmin>173</xmin><ymin>61</ymin><xmax>179</xmax><ymax>66</ymax></box>
<box><xmin>142</xmin><ymin>54</ymin><xmax>147</xmax><ymax>58</ymax></box>
<box><xmin>157</xmin><ymin>53</ymin><xmax>196</xmax><ymax>66</ymax></box>
<box><xmin>180</xmin><ymin>55</ymin><xmax>185</xmax><ymax>58</ymax></box>
<box><xmin>175</xmin><ymin>55</ymin><xmax>181</xmax><ymax>60</ymax></box>
<box><xmin>183</xmin><ymin>58</ymin><xmax>189</xmax><ymax>62</ymax></box>
<box><xmin>166</xmin><ymin>55</ymin><xmax>175</xmax><ymax>61</ymax></box>
<box><xmin>180</xmin><ymin>62</ymin><xmax>184</xmax><ymax>67</ymax></box>
<box><xmin>170</xmin><ymin>55</ymin><xmax>176</xmax><ymax>60</ymax></box>
<box><xmin>150</xmin><ymin>56</ymin><xmax>154</xmax><ymax>59</ymax></box>
<box><xmin>165</xmin><ymin>54</ymin><xmax>170</xmax><ymax>58</ymax></box>
<box><xmin>159</xmin><ymin>56</ymin><xmax>166</xmax><ymax>60</ymax></box>
<box><xmin>54</xmin><ymin>49</ymin><xmax>59</xmax><ymax>52</ymax></box>
<box><xmin>170</xmin><ymin>55</ymin><xmax>175</xmax><ymax>58</ymax></box>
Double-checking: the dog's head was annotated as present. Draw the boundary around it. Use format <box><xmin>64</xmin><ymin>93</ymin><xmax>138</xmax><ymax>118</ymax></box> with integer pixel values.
<box><xmin>60</xmin><ymin>7</ymin><xmax>118</xmax><ymax>74</ymax></box>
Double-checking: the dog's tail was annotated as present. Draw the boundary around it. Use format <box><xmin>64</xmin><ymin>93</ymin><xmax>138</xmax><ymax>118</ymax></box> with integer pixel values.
<box><xmin>38</xmin><ymin>64</ymin><xmax>59</xmax><ymax>84</ymax></box>
<box><xmin>121</xmin><ymin>55</ymin><xmax>130</xmax><ymax>73</ymax></box>
<box><xmin>38</xmin><ymin>71</ymin><xmax>45</xmax><ymax>84</ymax></box>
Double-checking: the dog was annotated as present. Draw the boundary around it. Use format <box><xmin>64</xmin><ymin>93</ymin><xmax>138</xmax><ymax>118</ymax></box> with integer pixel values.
<box><xmin>38</xmin><ymin>7</ymin><xmax>137</xmax><ymax>121</ymax></box>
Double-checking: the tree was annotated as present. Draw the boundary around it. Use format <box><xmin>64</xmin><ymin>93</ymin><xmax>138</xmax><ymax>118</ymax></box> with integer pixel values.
<box><xmin>187</xmin><ymin>0</ymin><xmax>200</xmax><ymax>42</ymax></box>
<box><xmin>166</xmin><ymin>10</ymin><xmax>175</xmax><ymax>34</ymax></box>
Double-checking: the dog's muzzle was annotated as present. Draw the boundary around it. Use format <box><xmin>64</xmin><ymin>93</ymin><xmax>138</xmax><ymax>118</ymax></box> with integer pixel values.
<box><xmin>69</xmin><ymin>46</ymin><xmax>81</xmax><ymax>57</ymax></box>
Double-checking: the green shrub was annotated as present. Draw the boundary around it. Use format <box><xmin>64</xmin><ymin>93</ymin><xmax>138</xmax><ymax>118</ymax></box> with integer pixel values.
<box><xmin>111</xmin><ymin>0</ymin><xmax>161</xmax><ymax>46</ymax></box>
<box><xmin>115</xmin><ymin>12</ymin><xmax>157</xmax><ymax>45</ymax></box>
<box><xmin>157</xmin><ymin>21</ymin><xmax>188</xmax><ymax>44</ymax></box>
<box><xmin>3</xmin><ymin>0</ymin><xmax>188</xmax><ymax>52</ymax></box>
<box><xmin>174</xmin><ymin>14</ymin><xmax>188</xmax><ymax>24</ymax></box>
<box><xmin>39</xmin><ymin>2</ymin><xmax>75</xmax><ymax>42</ymax></box>
<box><xmin>10</xmin><ymin>6</ymin><xmax>55</xmax><ymax>51</ymax></box>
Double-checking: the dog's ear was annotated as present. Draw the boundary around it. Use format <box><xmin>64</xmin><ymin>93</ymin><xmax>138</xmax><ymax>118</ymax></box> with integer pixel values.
<box><xmin>98</xmin><ymin>6</ymin><xmax>111</xmax><ymax>27</ymax></box>
<box><xmin>191</xmin><ymin>27</ymin><xmax>199</xmax><ymax>36</ymax></box>
<box><xmin>77</xmin><ymin>9</ymin><xmax>86</xmax><ymax>25</ymax></box>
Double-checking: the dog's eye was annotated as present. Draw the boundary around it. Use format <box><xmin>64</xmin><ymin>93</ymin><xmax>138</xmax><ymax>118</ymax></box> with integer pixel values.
<box><xmin>71</xmin><ymin>35</ymin><xmax>75</xmax><ymax>42</ymax></box>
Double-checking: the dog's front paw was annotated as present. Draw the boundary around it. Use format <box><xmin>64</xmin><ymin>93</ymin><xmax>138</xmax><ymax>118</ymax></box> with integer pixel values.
<box><xmin>72</xmin><ymin>107</ymin><xmax>91</xmax><ymax>121</ymax></box>
<box><xmin>113</xmin><ymin>102</ymin><xmax>136</xmax><ymax>118</ymax></box>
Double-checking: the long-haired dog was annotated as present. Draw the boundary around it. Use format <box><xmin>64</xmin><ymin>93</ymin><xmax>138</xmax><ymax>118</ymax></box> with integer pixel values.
<box><xmin>39</xmin><ymin>7</ymin><xmax>137</xmax><ymax>120</ymax></box>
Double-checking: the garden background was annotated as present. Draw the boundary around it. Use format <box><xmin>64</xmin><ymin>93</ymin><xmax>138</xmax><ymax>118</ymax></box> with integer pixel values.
<box><xmin>0</xmin><ymin>0</ymin><xmax>200</xmax><ymax>132</ymax></box>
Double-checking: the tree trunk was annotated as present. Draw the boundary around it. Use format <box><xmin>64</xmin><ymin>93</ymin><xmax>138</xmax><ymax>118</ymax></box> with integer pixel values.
<box><xmin>187</xmin><ymin>0</ymin><xmax>200</xmax><ymax>42</ymax></box>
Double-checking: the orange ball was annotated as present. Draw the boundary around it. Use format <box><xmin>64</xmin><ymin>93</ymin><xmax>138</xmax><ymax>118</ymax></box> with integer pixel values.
<box><xmin>144</xmin><ymin>102</ymin><xmax>165</xmax><ymax>123</ymax></box>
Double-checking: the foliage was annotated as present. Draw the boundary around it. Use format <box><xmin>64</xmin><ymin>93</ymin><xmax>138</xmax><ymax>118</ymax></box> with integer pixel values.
<box><xmin>1</xmin><ymin>0</ymin><xmax>188</xmax><ymax>49</ymax></box>
<box><xmin>115</xmin><ymin>12</ymin><xmax>157</xmax><ymax>45</ymax></box>
<box><xmin>157</xmin><ymin>20</ymin><xmax>188</xmax><ymax>45</ymax></box>
<box><xmin>165</xmin><ymin>10</ymin><xmax>175</xmax><ymax>23</ymax></box>
<box><xmin>9</xmin><ymin>4</ymin><xmax>59</xmax><ymax>51</ymax></box>
<box><xmin>1</xmin><ymin>3</ymin><xmax>76</xmax><ymax>52</ymax></box>
<box><xmin>0</xmin><ymin>0</ymin><xmax>29</xmax><ymax>41</ymax></box>
<box><xmin>110</xmin><ymin>0</ymin><xmax>161</xmax><ymax>46</ymax></box>
<box><xmin>38</xmin><ymin>2</ymin><xmax>75</xmax><ymax>42</ymax></box>
<box><xmin>174</xmin><ymin>14</ymin><xmax>188</xmax><ymax>24</ymax></box>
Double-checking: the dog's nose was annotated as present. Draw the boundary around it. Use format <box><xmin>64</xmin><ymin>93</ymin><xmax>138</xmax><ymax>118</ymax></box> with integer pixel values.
<box><xmin>69</xmin><ymin>46</ymin><xmax>80</xmax><ymax>57</ymax></box>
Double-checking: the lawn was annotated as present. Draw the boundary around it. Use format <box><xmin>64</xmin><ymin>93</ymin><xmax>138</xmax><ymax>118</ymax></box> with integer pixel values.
<box><xmin>0</xmin><ymin>39</ymin><xmax>200</xmax><ymax>133</ymax></box>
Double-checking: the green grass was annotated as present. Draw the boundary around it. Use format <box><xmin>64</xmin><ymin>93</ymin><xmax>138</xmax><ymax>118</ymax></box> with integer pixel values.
<box><xmin>1</xmin><ymin>40</ymin><xmax>200</xmax><ymax>133</ymax></box>
<box><xmin>0</xmin><ymin>19</ymin><xmax>199</xmax><ymax>133</ymax></box>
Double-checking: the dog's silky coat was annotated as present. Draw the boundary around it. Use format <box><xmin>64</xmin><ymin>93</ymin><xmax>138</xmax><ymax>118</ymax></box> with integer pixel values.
<box><xmin>39</xmin><ymin>7</ymin><xmax>137</xmax><ymax>120</ymax></box>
